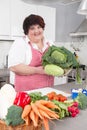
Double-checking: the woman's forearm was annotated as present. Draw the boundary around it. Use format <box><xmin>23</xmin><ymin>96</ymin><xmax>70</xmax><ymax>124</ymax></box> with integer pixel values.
<box><xmin>9</xmin><ymin>64</ymin><xmax>45</xmax><ymax>75</ymax></box>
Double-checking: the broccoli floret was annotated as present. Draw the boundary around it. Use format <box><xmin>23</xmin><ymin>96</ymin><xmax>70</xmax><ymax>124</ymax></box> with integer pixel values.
<box><xmin>75</xmin><ymin>93</ymin><xmax>87</xmax><ymax>110</ymax></box>
<box><xmin>5</xmin><ymin>105</ymin><xmax>25</xmax><ymax>126</ymax></box>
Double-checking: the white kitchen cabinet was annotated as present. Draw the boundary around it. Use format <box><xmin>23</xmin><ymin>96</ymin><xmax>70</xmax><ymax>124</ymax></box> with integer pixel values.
<box><xmin>10</xmin><ymin>0</ymin><xmax>37</xmax><ymax>38</ymax></box>
<box><xmin>0</xmin><ymin>0</ymin><xmax>56</xmax><ymax>40</ymax></box>
<box><xmin>37</xmin><ymin>5</ymin><xmax>56</xmax><ymax>41</ymax></box>
<box><xmin>54</xmin><ymin>76</ymin><xmax>67</xmax><ymax>85</ymax></box>
<box><xmin>0</xmin><ymin>0</ymin><xmax>10</xmax><ymax>39</ymax></box>
<box><xmin>11</xmin><ymin>1</ymin><xmax>56</xmax><ymax>41</ymax></box>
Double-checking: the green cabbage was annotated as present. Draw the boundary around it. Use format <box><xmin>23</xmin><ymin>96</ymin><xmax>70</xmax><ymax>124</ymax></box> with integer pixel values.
<box><xmin>44</xmin><ymin>64</ymin><xmax>64</xmax><ymax>76</ymax></box>
<box><xmin>42</xmin><ymin>45</ymin><xmax>79</xmax><ymax>69</ymax></box>
<box><xmin>51</xmin><ymin>50</ymin><xmax>67</xmax><ymax>63</ymax></box>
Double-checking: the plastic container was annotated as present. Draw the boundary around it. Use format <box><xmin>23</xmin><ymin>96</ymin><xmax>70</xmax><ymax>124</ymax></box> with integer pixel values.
<box><xmin>71</xmin><ymin>88</ymin><xmax>87</xmax><ymax>99</ymax></box>
<box><xmin>82</xmin><ymin>89</ymin><xmax>87</xmax><ymax>96</ymax></box>
<box><xmin>71</xmin><ymin>89</ymin><xmax>78</xmax><ymax>99</ymax></box>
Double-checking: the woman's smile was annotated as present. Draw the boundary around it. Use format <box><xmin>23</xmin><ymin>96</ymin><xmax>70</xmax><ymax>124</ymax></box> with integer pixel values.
<box><xmin>28</xmin><ymin>24</ymin><xmax>44</xmax><ymax>42</ymax></box>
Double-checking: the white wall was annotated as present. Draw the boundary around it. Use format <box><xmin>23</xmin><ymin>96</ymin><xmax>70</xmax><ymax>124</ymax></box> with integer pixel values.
<box><xmin>0</xmin><ymin>41</ymin><xmax>13</xmax><ymax>68</ymax></box>
<box><xmin>47</xmin><ymin>2</ymin><xmax>85</xmax><ymax>42</ymax></box>
<box><xmin>55</xmin><ymin>36</ymin><xmax>87</xmax><ymax>66</ymax></box>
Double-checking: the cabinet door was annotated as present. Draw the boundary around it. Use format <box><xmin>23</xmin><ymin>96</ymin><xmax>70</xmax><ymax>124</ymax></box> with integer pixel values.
<box><xmin>0</xmin><ymin>0</ymin><xmax>10</xmax><ymax>39</ymax></box>
<box><xmin>11</xmin><ymin>0</ymin><xmax>37</xmax><ymax>37</ymax></box>
<box><xmin>37</xmin><ymin>5</ymin><xmax>56</xmax><ymax>41</ymax></box>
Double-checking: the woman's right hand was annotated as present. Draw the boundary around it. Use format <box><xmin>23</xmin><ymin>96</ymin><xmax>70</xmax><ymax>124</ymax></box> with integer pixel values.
<box><xmin>9</xmin><ymin>64</ymin><xmax>46</xmax><ymax>75</ymax></box>
<box><xmin>36</xmin><ymin>66</ymin><xmax>46</xmax><ymax>74</ymax></box>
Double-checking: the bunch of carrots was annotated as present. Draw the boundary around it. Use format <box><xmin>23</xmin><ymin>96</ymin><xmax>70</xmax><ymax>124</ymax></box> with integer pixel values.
<box><xmin>21</xmin><ymin>100</ymin><xmax>60</xmax><ymax>130</ymax></box>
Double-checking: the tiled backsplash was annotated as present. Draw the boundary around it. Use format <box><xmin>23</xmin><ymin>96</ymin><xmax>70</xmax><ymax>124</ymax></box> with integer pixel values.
<box><xmin>0</xmin><ymin>41</ymin><xmax>13</xmax><ymax>69</ymax></box>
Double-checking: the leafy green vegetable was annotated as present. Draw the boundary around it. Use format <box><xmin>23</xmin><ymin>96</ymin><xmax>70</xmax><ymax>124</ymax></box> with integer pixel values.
<box><xmin>29</xmin><ymin>92</ymin><xmax>48</xmax><ymax>102</ymax></box>
<box><xmin>52</xmin><ymin>100</ymin><xmax>70</xmax><ymax>119</ymax></box>
<box><xmin>52</xmin><ymin>100</ymin><xmax>68</xmax><ymax>110</ymax></box>
<box><xmin>60</xmin><ymin>47</ymin><xmax>79</xmax><ymax>68</ymax></box>
<box><xmin>44</xmin><ymin>64</ymin><xmax>64</xmax><ymax>76</ymax></box>
<box><xmin>51</xmin><ymin>50</ymin><xmax>67</xmax><ymax>64</ymax></box>
<box><xmin>5</xmin><ymin>105</ymin><xmax>24</xmax><ymax>126</ymax></box>
<box><xmin>75</xmin><ymin>93</ymin><xmax>87</xmax><ymax>110</ymax></box>
<box><xmin>76</xmin><ymin>67</ymin><xmax>82</xmax><ymax>84</ymax></box>
<box><xmin>42</xmin><ymin>45</ymin><xmax>81</xmax><ymax>80</ymax></box>
<box><xmin>42</xmin><ymin>45</ymin><xmax>79</xmax><ymax>69</ymax></box>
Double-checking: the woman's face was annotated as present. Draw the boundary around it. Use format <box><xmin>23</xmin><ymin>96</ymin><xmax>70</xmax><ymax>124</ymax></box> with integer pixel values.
<box><xmin>28</xmin><ymin>24</ymin><xmax>44</xmax><ymax>43</ymax></box>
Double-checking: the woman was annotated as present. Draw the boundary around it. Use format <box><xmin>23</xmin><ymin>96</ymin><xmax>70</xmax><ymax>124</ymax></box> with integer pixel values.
<box><xmin>8</xmin><ymin>14</ymin><xmax>54</xmax><ymax>92</ymax></box>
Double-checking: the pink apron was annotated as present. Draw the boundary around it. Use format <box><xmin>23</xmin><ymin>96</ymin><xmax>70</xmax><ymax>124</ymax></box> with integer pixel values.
<box><xmin>15</xmin><ymin>43</ymin><xmax>54</xmax><ymax>92</ymax></box>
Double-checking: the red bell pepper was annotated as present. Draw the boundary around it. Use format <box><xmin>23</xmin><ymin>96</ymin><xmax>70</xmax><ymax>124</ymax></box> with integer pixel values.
<box><xmin>13</xmin><ymin>92</ymin><xmax>31</xmax><ymax>108</ymax></box>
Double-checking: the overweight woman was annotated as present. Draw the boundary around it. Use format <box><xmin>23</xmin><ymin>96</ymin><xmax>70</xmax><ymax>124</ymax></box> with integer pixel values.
<box><xmin>8</xmin><ymin>14</ymin><xmax>54</xmax><ymax>92</ymax></box>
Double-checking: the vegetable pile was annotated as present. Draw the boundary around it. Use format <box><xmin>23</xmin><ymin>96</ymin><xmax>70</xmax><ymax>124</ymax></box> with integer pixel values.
<box><xmin>3</xmin><ymin>91</ymin><xmax>80</xmax><ymax>130</ymax></box>
<box><xmin>42</xmin><ymin>45</ymin><xmax>79</xmax><ymax>76</ymax></box>
<box><xmin>1</xmin><ymin>84</ymin><xmax>87</xmax><ymax>130</ymax></box>
<box><xmin>4</xmin><ymin>91</ymin><xmax>61</xmax><ymax>130</ymax></box>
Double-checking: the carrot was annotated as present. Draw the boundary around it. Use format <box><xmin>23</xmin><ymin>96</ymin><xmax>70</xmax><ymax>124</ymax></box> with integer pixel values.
<box><xmin>36</xmin><ymin>100</ymin><xmax>59</xmax><ymax>109</ymax></box>
<box><xmin>31</xmin><ymin>102</ymin><xmax>42</xmax><ymax>119</ymax></box>
<box><xmin>46</xmin><ymin>110</ymin><xmax>59</xmax><ymax>119</ymax></box>
<box><xmin>35</xmin><ymin>101</ymin><xmax>54</xmax><ymax>113</ymax></box>
<box><xmin>38</xmin><ymin>108</ymin><xmax>51</xmax><ymax>119</ymax></box>
<box><xmin>27</xmin><ymin>115</ymin><xmax>31</xmax><ymax>125</ymax></box>
<box><xmin>34</xmin><ymin>112</ymin><xmax>39</xmax><ymax>125</ymax></box>
<box><xmin>38</xmin><ymin>100</ymin><xmax>50</xmax><ymax>105</ymax></box>
<box><xmin>23</xmin><ymin>116</ymin><xmax>30</xmax><ymax>125</ymax></box>
<box><xmin>43</xmin><ymin>117</ymin><xmax>49</xmax><ymax>130</ymax></box>
<box><xmin>44</xmin><ymin>101</ymin><xmax>60</xmax><ymax>110</ymax></box>
<box><xmin>35</xmin><ymin>101</ymin><xmax>59</xmax><ymax>119</ymax></box>
<box><xmin>30</xmin><ymin>110</ymin><xmax>38</xmax><ymax>127</ymax></box>
<box><xmin>22</xmin><ymin>105</ymin><xmax>31</xmax><ymax>119</ymax></box>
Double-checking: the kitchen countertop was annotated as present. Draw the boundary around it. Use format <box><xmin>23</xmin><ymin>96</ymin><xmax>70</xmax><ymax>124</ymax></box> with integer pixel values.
<box><xmin>45</xmin><ymin>82</ymin><xmax>87</xmax><ymax>130</ymax></box>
